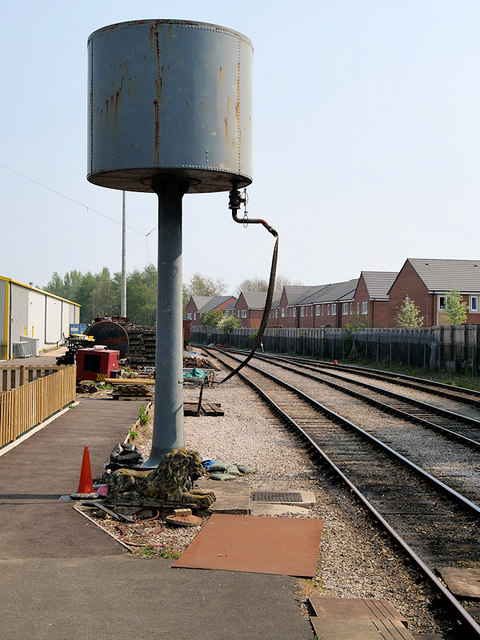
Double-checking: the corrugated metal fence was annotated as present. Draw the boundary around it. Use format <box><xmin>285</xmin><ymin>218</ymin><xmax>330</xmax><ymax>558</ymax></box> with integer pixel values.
<box><xmin>192</xmin><ymin>325</ymin><xmax>480</xmax><ymax>374</ymax></box>
<box><xmin>0</xmin><ymin>365</ymin><xmax>77</xmax><ymax>447</ymax></box>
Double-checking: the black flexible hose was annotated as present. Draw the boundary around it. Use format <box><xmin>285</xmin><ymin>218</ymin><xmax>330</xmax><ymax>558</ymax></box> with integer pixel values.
<box><xmin>220</xmin><ymin>201</ymin><xmax>278</xmax><ymax>384</ymax></box>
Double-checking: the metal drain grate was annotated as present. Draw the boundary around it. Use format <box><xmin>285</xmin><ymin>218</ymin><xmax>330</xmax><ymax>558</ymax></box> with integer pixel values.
<box><xmin>251</xmin><ymin>491</ymin><xmax>303</xmax><ymax>503</ymax></box>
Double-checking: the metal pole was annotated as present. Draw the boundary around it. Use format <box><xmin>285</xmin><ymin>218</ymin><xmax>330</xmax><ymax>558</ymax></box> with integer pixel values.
<box><xmin>121</xmin><ymin>191</ymin><xmax>127</xmax><ymax>317</ymax></box>
<box><xmin>142</xmin><ymin>181</ymin><xmax>187</xmax><ymax>468</ymax></box>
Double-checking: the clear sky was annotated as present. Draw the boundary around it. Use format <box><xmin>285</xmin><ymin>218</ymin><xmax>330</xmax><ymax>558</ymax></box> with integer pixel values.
<box><xmin>1</xmin><ymin>1</ymin><xmax>479</xmax><ymax>294</ymax></box>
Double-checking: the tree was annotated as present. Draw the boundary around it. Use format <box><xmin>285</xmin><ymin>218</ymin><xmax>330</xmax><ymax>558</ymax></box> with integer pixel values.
<box><xmin>127</xmin><ymin>265</ymin><xmax>157</xmax><ymax>326</ymax></box>
<box><xmin>236</xmin><ymin>277</ymin><xmax>268</xmax><ymax>295</ymax></box>
<box><xmin>235</xmin><ymin>274</ymin><xmax>303</xmax><ymax>296</ymax></box>
<box><xmin>186</xmin><ymin>273</ymin><xmax>227</xmax><ymax>297</ymax></box>
<box><xmin>200</xmin><ymin>309</ymin><xmax>223</xmax><ymax>327</ymax></box>
<box><xmin>396</xmin><ymin>297</ymin><xmax>424</xmax><ymax>328</ymax></box>
<box><xmin>444</xmin><ymin>289</ymin><xmax>468</xmax><ymax>325</ymax></box>
<box><xmin>218</xmin><ymin>315</ymin><xmax>240</xmax><ymax>333</ymax></box>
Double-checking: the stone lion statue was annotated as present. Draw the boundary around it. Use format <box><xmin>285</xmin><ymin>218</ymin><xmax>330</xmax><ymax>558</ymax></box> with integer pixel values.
<box><xmin>106</xmin><ymin>447</ymin><xmax>215</xmax><ymax>509</ymax></box>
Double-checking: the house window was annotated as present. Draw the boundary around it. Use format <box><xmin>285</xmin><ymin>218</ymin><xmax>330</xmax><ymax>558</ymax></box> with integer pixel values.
<box><xmin>241</xmin><ymin>309</ymin><xmax>247</xmax><ymax>318</ymax></box>
<box><xmin>281</xmin><ymin>308</ymin><xmax>285</xmax><ymax>318</ymax></box>
<box><xmin>275</xmin><ymin>309</ymin><xmax>278</xmax><ymax>318</ymax></box>
<box><xmin>315</xmin><ymin>305</ymin><xmax>320</xmax><ymax>316</ymax></box>
<box><xmin>470</xmin><ymin>296</ymin><xmax>478</xmax><ymax>312</ymax></box>
<box><xmin>438</xmin><ymin>296</ymin><xmax>447</xmax><ymax>311</ymax></box>
<box><xmin>193</xmin><ymin>313</ymin><xmax>196</xmax><ymax>320</ymax></box>
<box><xmin>331</xmin><ymin>304</ymin><xmax>336</xmax><ymax>315</ymax></box>
<box><xmin>321</xmin><ymin>305</ymin><xmax>324</xmax><ymax>316</ymax></box>
<box><xmin>300</xmin><ymin>307</ymin><xmax>305</xmax><ymax>317</ymax></box>
<box><xmin>342</xmin><ymin>303</ymin><xmax>348</xmax><ymax>315</ymax></box>
<box><xmin>326</xmin><ymin>305</ymin><xmax>330</xmax><ymax>315</ymax></box>
<box><xmin>293</xmin><ymin>307</ymin><xmax>296</xmax><ymax>317</ymax></box>
<box><xmin>237</xmin><ymin>311</ymin><xmax>241</xmax><ymax>318</ymax></box>
<box><xmin>361</xmin><ymin>302</ymin><xmax>368</xmax><ymax>314</ymax></box>
<box><xmin>186</xmin><ymin>312</ymin><xmax>192</xmax><ymax>319</ymax></box>
<box><xmin>356</xmin><ymin>302</ymin><xmax>360</xmax><ymax>314</ymax></box>
<box><xmin>350</xmin><ymin>303</ymin><xmax>353</xmax><ymax>314</ymax></box>
<box><xmin>310</xmin><ymin>307</ymin><xmax>313</xmax><ymax>316</ymax></box>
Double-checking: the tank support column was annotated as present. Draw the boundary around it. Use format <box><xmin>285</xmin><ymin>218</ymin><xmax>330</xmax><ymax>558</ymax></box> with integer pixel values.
<box><xmin>142</xmin><ymin>181</ymin><xmax>187</xmax><ymax>468</ymax></box>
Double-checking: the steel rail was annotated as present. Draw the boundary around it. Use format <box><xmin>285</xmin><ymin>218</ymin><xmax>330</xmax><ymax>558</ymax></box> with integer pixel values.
<box><xmin>261</xmin><ymin>351</ymin><xmax>480</xmax><ymax>407</ymax></box>
<box><xmin>252</xmin><ymin>351</ymin><xmax>480</xmax><ymax>427</ymax></box>
<box><xmin>208</xmin><ymin>347</ymin><xmax>480</xmax><ymax>637</ymax></box>
<box><xmin>235</xmin><ymin>349</ymin><xmax>480</xmax><ymax>450</ymax></box>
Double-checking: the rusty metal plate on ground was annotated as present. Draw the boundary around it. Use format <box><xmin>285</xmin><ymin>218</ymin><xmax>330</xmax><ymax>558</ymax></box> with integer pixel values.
<box><xmin>438</xmin><ymin>567</ymin><xmax>480</xmax><ymax>598</ymax></box>
<box><xmin>251</xmin><ymin>491</ymin><xmax>303</xmax><ymax>502</ymax></box>
<box><xmin>172</xmin><ymin>513</ymin><xmax>323</xmax><ymax>577</ymax></box>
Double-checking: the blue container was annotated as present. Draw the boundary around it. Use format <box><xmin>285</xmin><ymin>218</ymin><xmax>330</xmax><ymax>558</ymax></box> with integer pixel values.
<box><xmin>69</xmin><ymin>324</ymin><xmax>88</xmax><ymax>335</ymax></box>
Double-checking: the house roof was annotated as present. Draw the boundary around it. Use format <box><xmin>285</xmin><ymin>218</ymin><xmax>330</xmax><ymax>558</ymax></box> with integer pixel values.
<box><xmin>405</xmin><ymin>258</ymin><xmax>480</xmax><ymax>293</ymax></box>
<box><xmin>198</xmin><ymin>295</ymin><xmax>234</xmax><ymax>313</ymax></box>
<box><xmin>238</xmin><ymin>291</ymin><xmax>268</xmax><ymax>309</ymax></box>
<box><xmin>299</xmin><ymin>279</ymin><xmax>359</xmax><ymax>305</ymax></box>
<box><xmin>361</xmin><ymin>271</ymin><xmax>398</xmax><ymax>300</ymax></box>
<box><xmin>189</xmin><ymin>296</ymin><xmax>212</xmax><ymax>310</ymax></box>
<box><xmin>283</xmin><ymin>285</ymin><xmax>322</xmax><ymax>305</ymax></box>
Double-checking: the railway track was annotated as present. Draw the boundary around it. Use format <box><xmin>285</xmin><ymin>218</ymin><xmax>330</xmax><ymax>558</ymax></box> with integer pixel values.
<box><xmin>260</xmin><ymin>352</ymin><xmax>480</xmax><ymax>409</ymax></box>
<box><xmin>206</xmin><ymin>347</ymin><xmax>480</xmax><ymax>638</ymax></box>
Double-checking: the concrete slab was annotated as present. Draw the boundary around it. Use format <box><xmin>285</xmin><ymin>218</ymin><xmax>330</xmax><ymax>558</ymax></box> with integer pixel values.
<box><xmin>438</xmin><ymin>566</ymin><xmax>480</xmax><ymax>598</ymax></box>
<box><xmin>311</xmin><ymin>617</ymin><xmax>414</xmax><ymax>639</ymax></box>
<box><xmin>250</xmin><ymin>503</ymin><xmax>313</xmax><ymax>516</ymax></box>
<box><xmin>308</xmin><ymin>597</ymin><xmax>408</xmax><ymax>623</ymax></box>
<box><xmin>0</xmin><ymin>556</ymin><xmax>312</xmax><ymax>640</ymax></box>
<box><xmin>309</xmin><ymin>597</ymin><xmax>413</xmax><ymax>640</ymax></box>
<box><xmin>197</xmin><ymin>477</ymin><xmax>251</xmax><ymax>514</ymax></box>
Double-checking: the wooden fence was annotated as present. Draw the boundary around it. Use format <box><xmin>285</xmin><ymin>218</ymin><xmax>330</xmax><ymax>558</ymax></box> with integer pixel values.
<box><xmin>0</xmin><ymin>365</ymin><xmax>63</xmax><ymax>393</ymax></box>
<box><xmin>191</xmin><ymin>325</ymin><xmax>480</xmax><ymax>374</ymax></box>
<box><xmin>0</xmin><ymin>365</ymin><xmax>77</xmax><ymax>448</ymax></box>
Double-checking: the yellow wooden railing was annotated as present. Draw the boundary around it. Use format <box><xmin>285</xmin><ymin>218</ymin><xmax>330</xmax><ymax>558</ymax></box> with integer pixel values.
<box><xmin>0</xmin><ymin>366</ymin><xmax>76</xmax><ymax>447</ymax></box>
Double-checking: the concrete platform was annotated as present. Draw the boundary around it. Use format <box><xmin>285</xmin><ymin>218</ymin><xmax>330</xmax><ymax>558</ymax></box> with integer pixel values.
<box><xmin>0</xmin><ymin>396</ymin><xmax>312</xmax><ymax>640</ymax></box>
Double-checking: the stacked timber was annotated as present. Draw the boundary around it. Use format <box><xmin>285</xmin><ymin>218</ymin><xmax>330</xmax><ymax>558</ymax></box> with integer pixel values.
<box><xmin>106</xmin><ymin>378</ymin><xmax>155</xmax><ymax>401</ymax></box>
<box><xmin>125</xmin><ymin>327</ymin><xmax>156</xmax><ymax>367</ymax></box>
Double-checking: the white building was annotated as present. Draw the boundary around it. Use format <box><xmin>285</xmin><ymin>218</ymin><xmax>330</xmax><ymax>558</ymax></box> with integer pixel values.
<box><xmin>0</xmin><ymin>277</ymin><xmax>80</xmax><ymax>360</ymax></box>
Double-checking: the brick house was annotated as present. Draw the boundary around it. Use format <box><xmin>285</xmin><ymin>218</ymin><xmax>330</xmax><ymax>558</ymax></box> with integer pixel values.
<box><xmin>350</xmin><ymin>271</ymin><xmax>398</xmax><ymax>327</ymax></box>
<box><xmin>234</xmin><ymin>291</ymin><xmax>268</xmax><ymax>328</ymax></box>
<box><xmin>297</xmin><ymin>279</ymin><xmax>358</xmax><ymax>328</ymax></box>
<box><xmin>271</xmin><ymin>286</ymin><xmax>321</xmax><ymax>328</ymax></box>
<box><xmin>388</xmin><ymin>258</ymin><xmax>480</xmax><ymax>327</ymax></box>
<box><xmin>185</xmin><ymin>295</ymin><xmax>236</xmax><ymax>327</ymax></box>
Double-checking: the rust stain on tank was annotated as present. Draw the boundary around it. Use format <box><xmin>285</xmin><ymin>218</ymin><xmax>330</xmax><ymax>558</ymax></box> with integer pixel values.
<box><xmin>114</xmin><ymin>77</ymin><xmax>124</xmax><ymax>120</ymax></box>
<box><xmin>235</xmin><ymin>62</ymin><xmax>241</xmax><ymax>131</ymax></box>
<box><xmin>186</xmin><ymin>100</ymin><xmax>189</xmax><ymax>109</ymax></box>
<box><xmin>154</xmin><ymin>99</ymin><xmax>160</xmax><ymax>164</ymax></box>
<box><xmin>219</xmin><ymin>66</ymin><xmax>223</xmax><ymax>83</ymax></box>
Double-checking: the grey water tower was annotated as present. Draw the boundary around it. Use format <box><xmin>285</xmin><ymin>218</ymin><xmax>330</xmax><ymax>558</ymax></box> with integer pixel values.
<box><xmin>87</xmin><ymin>19</ymin><xmax>253</xmax><ymax>466</ymax></box>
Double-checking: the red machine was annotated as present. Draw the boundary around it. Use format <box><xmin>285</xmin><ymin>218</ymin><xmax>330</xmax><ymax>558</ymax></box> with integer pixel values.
<box><xmin>76</xmin><ymin>347</ymin><xmax>120</xmax><ymax>382</ymax></box>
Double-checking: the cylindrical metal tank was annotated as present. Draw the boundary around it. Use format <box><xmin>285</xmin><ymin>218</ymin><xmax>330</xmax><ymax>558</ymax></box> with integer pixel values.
<box><xmin>87</xmin><ymin>19</ymin><xmax>253</xmax><ymax>194</ymax></box>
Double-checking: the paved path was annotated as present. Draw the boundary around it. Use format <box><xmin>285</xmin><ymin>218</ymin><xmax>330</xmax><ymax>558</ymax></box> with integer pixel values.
<box><xmin>0</xmin><ymin>394</ymin><xmax>312</xmax><ymax>639</ymax></box>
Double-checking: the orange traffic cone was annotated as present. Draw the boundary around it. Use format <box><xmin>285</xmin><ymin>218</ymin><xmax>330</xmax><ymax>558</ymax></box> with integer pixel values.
<box><xmin>71</xmin><ymin>446</ymin><xmax>99</xmax><ymax>500</ymax></box>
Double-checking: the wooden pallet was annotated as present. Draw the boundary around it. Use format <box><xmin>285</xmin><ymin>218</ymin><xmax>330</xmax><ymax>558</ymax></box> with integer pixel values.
<box><xmin>183</xmin><ymin>401</ymin><xmax>223</xmax><ymax>416</ymax></box>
